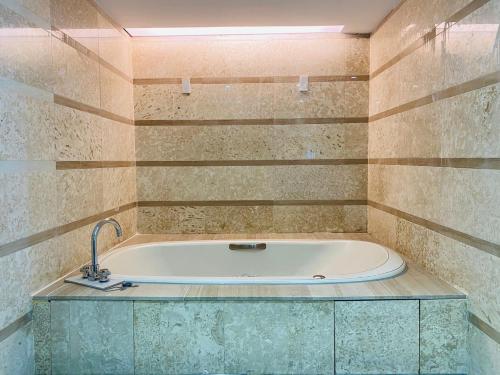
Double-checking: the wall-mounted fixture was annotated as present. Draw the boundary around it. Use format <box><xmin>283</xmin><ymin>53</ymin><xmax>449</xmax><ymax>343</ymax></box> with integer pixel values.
<box><xmin>299</xmin><ymin>75</ymin><xmax>309</xmax><ymax>92</ymax></box>
<box><xmin>182</xmin><ymin>78</ymin><xmax>191</xmax><ymax>94</ymax></box>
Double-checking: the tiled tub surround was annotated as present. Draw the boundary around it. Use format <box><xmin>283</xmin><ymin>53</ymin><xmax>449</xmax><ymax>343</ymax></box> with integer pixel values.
<box><xmin>33</xmin><ymin>233</ymin><xmax>467</xmax><ymax>375</ymax></box>
<box><xmin>368</xmin><ymin>0</ymin><xmax>500</xmax><ymax>373</ymax></box>
<box><xmin>0</xmin><ymin>0</ymin><xmax>136</xmax><ymax>373</ymax></box>
<box><xmin>132</xmin><ymin>34</ymin><xmax>370</xmax><ymax>234</ymax></box>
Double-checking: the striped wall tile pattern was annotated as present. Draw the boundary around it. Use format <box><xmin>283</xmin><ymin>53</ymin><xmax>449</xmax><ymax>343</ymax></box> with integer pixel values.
<box><xmin>367</xmin><ymin>0</ymin><xmax>500</xmax><ymax>373</ymax></box>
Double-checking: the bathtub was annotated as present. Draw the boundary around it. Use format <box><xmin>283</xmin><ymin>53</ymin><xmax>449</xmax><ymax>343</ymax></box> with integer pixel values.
<box><xmin>100</xmin><ymin>240</ymin><xmax>406</xmax><ymax>284</ymax></box>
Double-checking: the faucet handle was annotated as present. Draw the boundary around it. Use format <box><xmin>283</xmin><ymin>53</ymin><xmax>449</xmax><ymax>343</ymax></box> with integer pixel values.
<box><xmin>96</xmin><ymin>268</ymin><xmax>111</xmax><ymax>283</ymax></box>
<box><xmin>80</xmin><ymin>264</ymin><xmax>92</xmax><ymax>278</ymax></box>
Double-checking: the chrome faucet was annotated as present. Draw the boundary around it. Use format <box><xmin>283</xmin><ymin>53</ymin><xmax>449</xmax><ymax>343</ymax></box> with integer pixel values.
<box><xmin>80</xmin><ymin>218</ymin><xmax>122</xmax><ymax>282</ymax></box>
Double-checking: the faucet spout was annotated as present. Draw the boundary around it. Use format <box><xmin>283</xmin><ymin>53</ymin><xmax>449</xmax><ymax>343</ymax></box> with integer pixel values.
<box><xmin>83</xmin><ymin>218</ymin><xmax>122</xmax><ymax>282</ymax></box>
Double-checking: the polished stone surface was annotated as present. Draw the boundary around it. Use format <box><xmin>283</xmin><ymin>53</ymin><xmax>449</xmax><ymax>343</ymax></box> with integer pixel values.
<box><xmin>51</xmin><ymin>300</ymin><xmax>134</xmax><ymax>375</ymax></box>
<box><xmin>223</xmin><ymin>301</ymin><xmax>334</xmax><ymax>374</ymax></box>
<box><xmin>335</xmin><ymin>300</ymin><xmax>419</xmax><ymax>374</ymax></box>
<box><xmin>420</xmin><ymin>299</ymin><xmax>468</xmax><ymax>374</ymax></box>
<box><xmin>134</xmin><ymin>301</ymin><xmax>225</xmax><ymax>375</ymax></box>
<box><xmin>0</xmin><ymin>321</ymin><xmax>34</xmax><ymax>375</ymax></box>
<box><xmin>136</xmin><ymin>123</ymin><xmax>367</xmax><ymax>161</ymax></box>
<box><xmin>469</xmin><ymin>322</ymin><xmax>500</xmax><ymax>375</ymax></box>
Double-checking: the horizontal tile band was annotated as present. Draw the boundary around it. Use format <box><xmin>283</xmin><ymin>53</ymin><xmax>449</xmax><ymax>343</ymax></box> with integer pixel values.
<box><xmin>137</xmin><ymin>159</ymin><xmax>368</xmax><ymax>167</ymax></box>
<box><xmin>0</xmin><ymin>311</ymin><xmax>32</xmax><ymax>344</ymax></box>
<box><xmin>138</xmin><ymin>200</ymin><xmax>367</xmax><ymax>207</ymax></box>
<box><xmin>369</xmin><ymin>158</ymin><xmax>500</xmax><ymax>170</ymax></box>
<box><xmin>369</xmin><ymin>70</ymin><xmax>500</xmax><ymax>122</ymax></box>
<box><xmin>367</xmin><ymin>200</ymin><xmax>500</xmax><ymax>258</ymax></box>
<box><xmin>135</xmin><ymin>117</ymin><xmax>368</xmax><ymax>126</ymax></box>
<box><xmin>54</xmin><ymin>94</ymin><xmax>134</xmax><ymax>126</ymax></box>
<box><xmin>56</xmin><ymin>161</ymin><xmax>136</xmax><ymax>170</ymax></box>
<box><xmin>469</xmin><ymin>312</ymin><xmax>500</xmax><ymax>345</ymax></box>
<box><xmin>50</xmin><ymin>27</ymin><xmax>132</xmax><ymax>83</ymax></box>
<box><xmin>370</xmin><ymin>0</ymin><xmax>490</xmax><ymax>79</ymax></box>
<box><xmin>134</xmin><ymin>75</ymin><xmax>369</xmax><ymax>85</ymax></box>
<box><xmin>0</xmin><ymin>202</ymin><xmax>137</xmax><ymax>258</ymax></box>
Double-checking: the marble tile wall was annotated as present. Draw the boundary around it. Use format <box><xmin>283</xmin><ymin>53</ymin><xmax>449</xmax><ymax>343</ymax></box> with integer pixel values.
<box><xmin>0</xmin><ymin>0</ymin><xmax>136</xmax><ymax>373</ymax></box>
<box><xmin>132</xmin><ymin>35</ymin><xmax>369</xmax><ymax>233</ymax></box>
<box><xmin>368</xmin><ymin>0</ymin><xmax>500</xmax><ymax>373</ymax></box>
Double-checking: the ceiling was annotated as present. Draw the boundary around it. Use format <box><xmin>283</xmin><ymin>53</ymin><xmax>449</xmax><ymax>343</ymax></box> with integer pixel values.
<box><xmin>96</xmin><ymin>0</ymin><xmax>400</xmax><ymax>35</ymax></box>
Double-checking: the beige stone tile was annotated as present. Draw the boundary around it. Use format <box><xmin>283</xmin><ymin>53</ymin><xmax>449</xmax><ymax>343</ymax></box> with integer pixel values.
<box><xmin>469</xmin><ymin>323</ymin><xmax>500</xmax><ymax>375</ymax></box>
<box><xmin>0</xmin><ymin>87</ymin><xmax>55</xmax><ymax>161</ymax></box>
<box><xmin>369</xmin><ymin>205</ymin><xmax>500</xmax><ymax>333</ymax></box>
<box><xmin>368</xmin><ymin>61</ymin><xmax>401</xmax><ymax>115</ymax></box>
<box><xmin>368</xmin><ymin>164</ymin><xmax>442</xmax><ymax>223</ymax></box>
<box><xmin>56</xmin><ymin>168</ymin><xmax>103</xmax><ymax>224</ymax></box>
<box><xmin>0</xmin><ymin>4</ymin><xmax>53</xmax><ymax>91</ymax></box>
<box><xmin>134</xmin><ymin>83</ymin><xmax>275</xmax><ymax>121</ymax></box>
<box><xmin>132</xmin><ymin>35</ymin><xmax>347</xmax><ymax>78</ymax></box>
<box><xmin>97</xmin><ymin>13</ymin><xmax>132</xmax><ymax>77</ymax></box>
<box><xmin>443</xmin><ymin>0</ymin><xmax>500</xmax><ymax>88</ymax></box>
<box><xmin>368</xmin><ymin>103</ymin><xmax>441</xmax><ymax>158</ymax></box>
<box><xmin>0</xmin><ymin>321</ymin><xmax>34</xmax><ymax>375</ymax></box>
<box><xmin>54</xmin><ymin>103</ymin><xmax>102</xmax><ymax>161</ymax></box>
<box><xmin>440</xmin><ymin>83</ymin><xmax>500</xmax><ymax>158</ymax></box>
<box><xmin>99</xmin><ymin>206</ymin><xmax>137</xmax><ymax>252</ymax></box>
<box><xmin>370</xmin><ymin>0</ymin><xmax>472</xmax><ymax>73</ymax></box>
<box><xmin>99</xmin><ymin>65</ymin><xmax>133</xmax><ymax>119</ymax></box>
<box><xmin>346</xmin><ymin>37</ymin><xmax>369</xmax><ymax>75</ymax></box>
<box><xmin>273</xmin><ymin>82</ymin><xmax>345</xmax><ymax>119</ymax></box>
<box><xmin>344</xmin><ymin>81</ymin><xmax>368</xmax><ymax>117</ymax></box>
<box><xmin>101</xmin><ymin>119</ymin><xmax>135</xmax><ymax>161</ymax></box>
<box><xmin>272</xmin><ymin>205</ymin><xmax>366</xmax><ymax>233</ymax></box>
<box><xmin>0</xmin><ymin>237</ymin><xmax>58</xmax><ymax>331</ymax></box>
<box><xmin>50</xmin><ymin>0</ymin><xmax>99</xmax><ymax>54</ymax></box>
<box><xmin>0</xmin><ymin>166</ymin><xmax>57</xmax><ymax>245</ymax></box>
<box><xmin>137</xmin><ymin>165</ymin><xmax>367</xmax><ymax>201</ymax></box>
<box><xmin>52</xmin><ymin>35</ymin><xmax>100</xmax><ymax>107</ymax></box>
<box><xmin>135</xmin><ymin>123</ymin><xmax>367</xmax><ymax>161</ymax></box>
<box><xmin>102</xmin><ymin>167</ymin><xmax>136</xmax><ymax>211</ymax></box>
<box><xmin>439</xmin><ymin>168</ymin><xmax>500</xmax><ymax>244</ymax></box>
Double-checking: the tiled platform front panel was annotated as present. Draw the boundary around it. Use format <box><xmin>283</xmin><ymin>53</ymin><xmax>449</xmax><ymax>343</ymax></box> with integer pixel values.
<box><xmin>34</xmin><ymin>298</ymin><xmax>467</xmax><ymax>375</ymax></box>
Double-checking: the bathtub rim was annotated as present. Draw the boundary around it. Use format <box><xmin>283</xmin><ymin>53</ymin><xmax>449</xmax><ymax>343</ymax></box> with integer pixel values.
<box><xmin>100</xmin><ymin>239</ymin><xmax>407</xmax><ymax>285</ymax></box>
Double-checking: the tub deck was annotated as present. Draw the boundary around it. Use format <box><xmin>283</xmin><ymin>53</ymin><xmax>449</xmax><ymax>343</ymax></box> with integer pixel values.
<box><xmin>34</xmin><ymin>233</ymin><xmax>464</xmax><ymax>301</ymax></box>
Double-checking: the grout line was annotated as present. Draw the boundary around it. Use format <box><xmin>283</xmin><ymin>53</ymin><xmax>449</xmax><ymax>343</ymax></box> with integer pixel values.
<box><xmin>136</xmin><ymin>159</ymin><xmax>368</xmax><ymax>167</ymax></box>
<box><xmin>368</xmin><ymin>158</ymin><xmax>500</xmax><ymax>170</ymax></box>
<box><xmin>367</xmin><ymin>201</ymin><xmax>500</xmax><ymax>258</ymax></box>
<box><xmin>56</xmin><ymin>161</ymin><xmax>136</xmax><ymax>170</ymax></box>
<box><xmin>138</xmin><ymin>200</ymin><xmax>368</xmax><ymax>207</ymax></box>
<box><xmin>135</xmin><ymin>117</ymin><xmax>369</xmax><ymax>126</ymax></box>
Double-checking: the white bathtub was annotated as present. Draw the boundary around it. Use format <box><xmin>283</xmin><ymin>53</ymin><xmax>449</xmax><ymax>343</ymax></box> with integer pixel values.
<box><xmin>100</xmin><ymin>240</ymin><xmax>406</xmax><ymax>284</ymax></box>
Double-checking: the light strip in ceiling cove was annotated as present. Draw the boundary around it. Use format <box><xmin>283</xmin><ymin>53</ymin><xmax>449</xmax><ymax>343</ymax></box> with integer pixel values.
<box><xmin>125</xmin><ymin>26</ymin><xmax>344</xmax><ymax>37</ymax></box>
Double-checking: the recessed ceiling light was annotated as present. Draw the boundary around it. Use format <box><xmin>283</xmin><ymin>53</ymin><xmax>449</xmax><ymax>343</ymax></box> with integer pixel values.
<box><xmin>125</xmin><ymin>25</ymin><xmax>344</xmax><ymax>37</ymax></box>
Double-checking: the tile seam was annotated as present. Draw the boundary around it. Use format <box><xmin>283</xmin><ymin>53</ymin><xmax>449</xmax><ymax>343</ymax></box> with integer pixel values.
<box><xmin>137</xmin><ymin>200</ymin><xmax>368</xmax><ymax>207</ymax></box>
<box><xmin>134</xmin><ymin>117</ymin><xmax>369</xmax><ymax>126</ymax></box>
<box><xmin>367</xmin><ymin>201</ymin><xmax>500</xmax><ymax>258</ymax></box>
